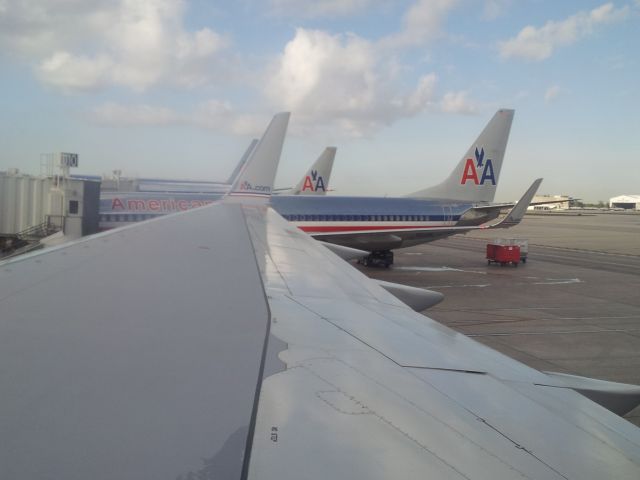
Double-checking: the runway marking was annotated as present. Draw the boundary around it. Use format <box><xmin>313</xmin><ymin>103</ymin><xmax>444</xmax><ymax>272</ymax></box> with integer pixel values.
<box><xmin>533</xmin><ymin>278</ymin><xmax>582</xmax><ymax>285</ymax></box>
<box><xmin>528</xmin><ymin>252</ymin><xmax>639</xmax><ymax>268</ymax></box>
<box><xmin>426</xmin><ymin>284</ymin><xmax>491</xmax><ymax>289</ymax></box>
<box><xmin>395</xmin><ymin>266</ymin><xmax>487</xmax><ymax>274</ymax></box>
<box><xmin>444</xmin><ymin>315</ymin><xmax>640</xmax><ymax>328</ymax></box>
<box><xmin>395</xmin><ymin>266</ymin><xmax>461</xmax><ymax>272</ymax></box>
<box><xmin>468</xmin><ymin>328</ymin><xmax>640</xmax><ymax>337</ymax></box>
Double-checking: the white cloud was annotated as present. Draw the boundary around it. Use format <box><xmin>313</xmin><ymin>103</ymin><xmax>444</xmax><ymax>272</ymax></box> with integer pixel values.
<box><xmin>3</xmin><ymin>0</ymin><xmax>484</xmax><ymax>136</ymax></box>
<box><xmin>499</xmin><ymin>2</ymin><xmax>629</xmax><ymax>61</ymax></box>
<box><xmin>269</xmin><ymin>0</ymin><xmax>377</xmax><ymax>18</ymax></box>
<box><xmin>91</xmin><ymin>102</ymin><xmax>179</xmax><ymax>126</ymax></box>
<box><xmin>383</xmin><ymin>0</ymin><xmax>458</xmax><ymax>48</ymax></box>
<box><xmin>544</xmin><ymin>85</ymin><xmax>561</xmax><ymax>103</ymax></box>
<box><xmin>89</xmin><ymin>100</ymin><xmax>269</xmax><ymax>136</ymax></box>
<box><xmin>1</xmin><ymin>0</ymin><xmax>229</xmax><ymax>91</ymax></box>
<box><xmin>265</xmin><ymin>28</ymin><xmax>443</xmax><ymax>136</ymax></box>
<box><xmin>482</xmin><ymin>0</ymin><xmax>511</xmax><ymax>20</ymax></box>
<box><xmin>39</xmin><ymin>52</ymin><xmax>113</xmax><ymax>91</ymax></box>
<box><xmin>440</xmin><ymin>90</ymin><xmax>478</xmax><ymax>114</ymax></box>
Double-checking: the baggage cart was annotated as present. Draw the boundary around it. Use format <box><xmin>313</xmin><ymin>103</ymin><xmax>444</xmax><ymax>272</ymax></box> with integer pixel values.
<box><xmin>486</xmin><ymin>243</ymin><xmax>520</xmax><ymax>267</ymax></box>
<box><xmin>491</xmin><ymin>238</ymin><xmax>529</xmax><ymax>263</ymax></box>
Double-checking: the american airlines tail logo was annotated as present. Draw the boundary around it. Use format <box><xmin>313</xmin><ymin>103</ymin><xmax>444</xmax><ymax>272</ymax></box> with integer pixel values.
<box><xmin>460</xmin><ymin>147</ymin><xmax>496</xmax><ymax>185</ymax></box>
<box><xmin>239</xmin><ymin>180</ymin><xmax>271</xmax><ymax>193</ymax></box>
<box><xmin>301</xmin><ymin>169</ymin><xmax>326</xmax><ymax>192</ymax></box>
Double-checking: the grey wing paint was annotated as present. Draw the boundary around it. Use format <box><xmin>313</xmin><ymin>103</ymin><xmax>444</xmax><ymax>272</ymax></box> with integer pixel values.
<box><xmin>244</xmin><ymin>206</ymin><xmax>640</xmax><ymax>480</ymax></box>
<box><xmin>0</xmin><ymin>204</ymin><xmax>269</xmax><ymax>480</ymax></box>
<box><xmin>2</xmin><ymin>113</ymin><xmax>640</xmax><ymax>480</ymax></box>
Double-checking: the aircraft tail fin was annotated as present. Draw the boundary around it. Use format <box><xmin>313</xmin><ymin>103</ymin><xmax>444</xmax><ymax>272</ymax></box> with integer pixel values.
<box><xmin>228</xmin><ymin>113</ymin><xmax>290</xmax><ymax>200</ymax></box>
<box><xmin>226</xmin><ymin>139</ymin><xmax>258</xmax><ymax>185</ymax></box>
<box><xmin>409</xmin><ymin>109</ymin><xmax>514</xmax><ymax>203</ymax></box>
<box><xmin>291</xmin><ymin>147</ymin><xmax>336</xmax><ymax>195</ymax></box>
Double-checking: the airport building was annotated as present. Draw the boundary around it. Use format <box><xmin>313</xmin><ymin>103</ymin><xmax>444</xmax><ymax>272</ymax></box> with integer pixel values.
<box><xmin>528</xmin><ymin>194</ymin><xmax>570</xmax><ymax>210</ymax></box>
<box><xmin>0</xmin><ymin>154</ymin><xmax>101</xmax><ymax>258</ymax></box>
<box><xmin>609</xmin><ymin>194</ymin><xmax>640</xmax><ymax>210</ymax></box>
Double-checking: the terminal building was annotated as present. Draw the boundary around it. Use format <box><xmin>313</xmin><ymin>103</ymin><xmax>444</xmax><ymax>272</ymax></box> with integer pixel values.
<box><xmin>528</xmin><ymin>194</ymin><xmax>571</xmax><ymax>210</ymax></box>
<box><xmin>609</xmin><ymin>195</ymin><xmax>640</xmax><ymax>210</ymax></box>
<box><xmin>0</xmin><ymin>154</ymin><xmax>100</xmax><ymax>259</ymax></box>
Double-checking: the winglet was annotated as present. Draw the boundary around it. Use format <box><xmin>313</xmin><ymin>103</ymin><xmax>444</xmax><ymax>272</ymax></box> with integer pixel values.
<box><xmin>488</xmin><ymin>178</ymin><xmax>542</xmax><ymax>229</ymax></box>
<box><xmin>226</xmin><ymin>139</ymin><xmax>258</xmax><ymax>185</ymax></box>
<box><xmin>228</xmin><ymin>112</ymin><xmax>290</xmax><ymax>200</ymax></box>
<box><xmin>409</xmin><ymin>109</ymin><xmax>514</xmax><ymax>203</ymax></box>
<box><xmin>291</xmin><ymin>147</ymin><xmax>336</xmax><ymax>195</ymax></box>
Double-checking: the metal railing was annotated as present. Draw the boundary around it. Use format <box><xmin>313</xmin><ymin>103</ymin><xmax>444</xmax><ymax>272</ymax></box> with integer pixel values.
<box><xmin>15</xmin><ymin>217</ymin><xmax>61</xmax><ymax>241</ymax></box>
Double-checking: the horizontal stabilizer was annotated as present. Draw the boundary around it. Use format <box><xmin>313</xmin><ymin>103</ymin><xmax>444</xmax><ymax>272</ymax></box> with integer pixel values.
<box><xmin>376</xmin><ymin>280</ymin><xmax>444</xmax><ymax>311</ymax></box>
<box><xmin>488</xmin><ymin>178</ymin><xmax>542</xmax><ymax>229</ymax></box>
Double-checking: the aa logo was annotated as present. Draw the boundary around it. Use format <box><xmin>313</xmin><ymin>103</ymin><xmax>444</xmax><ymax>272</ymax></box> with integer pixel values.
<box><xmin>239</xmin><ymin>180</ymin><xmax>270</xmax><ymax>193</ymax></box>
<box><xmin>302</xmin><ymin>169</ymin><xmax>326</xmax><ymax>192</ymax></box>
<box><xmin>460</xmin><ymin>147</ymin><xmax>496</xmax><ymax>185</ymax></box>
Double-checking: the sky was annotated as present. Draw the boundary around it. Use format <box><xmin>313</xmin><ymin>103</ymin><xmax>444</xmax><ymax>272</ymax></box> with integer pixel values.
<box><xmin>0</xmin><ymin>0</ymin><xmax>638</xmax><ymax>202</ymax></box>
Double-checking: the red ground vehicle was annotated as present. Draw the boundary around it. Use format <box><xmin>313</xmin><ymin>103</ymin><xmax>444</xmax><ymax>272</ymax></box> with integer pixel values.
<box><xmin>486</xmin><ymin>243</ymin><xmax>520</xmax><ymax>267</ymax></box>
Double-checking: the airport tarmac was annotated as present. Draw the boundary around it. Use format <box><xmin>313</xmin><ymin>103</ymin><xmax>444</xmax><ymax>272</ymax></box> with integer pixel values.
<box><xmin>358</xmin><ymin>212</ymin><xmax>640</xmax><ymax>426</ymax></box>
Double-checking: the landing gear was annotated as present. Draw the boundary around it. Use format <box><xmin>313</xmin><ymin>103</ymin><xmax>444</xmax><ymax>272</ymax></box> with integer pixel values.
<box><xmin>359</xmin><ymin>250</ymin><xmax>394</xmax><ymax>268</ymax></box>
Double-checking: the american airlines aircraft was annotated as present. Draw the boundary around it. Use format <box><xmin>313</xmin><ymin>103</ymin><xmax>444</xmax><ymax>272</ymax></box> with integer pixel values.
<box><xmin>2</xmin><ymin>112</ymin><xmax>639</xmax><ymax>479</ymax></box>
<box><xmin>99</xmin><ymin>110</ymin><xmax>537</xmax><ymax>267</ymax></box>
<box><xmin>273</xmin><ymin>109</ymin><xmax>528</xmax><ymax>266</ymax></box>
<box><xmin>99</xmin><ymin>144</ymin><xmax>336</xmax><ymax>229</ymax></box>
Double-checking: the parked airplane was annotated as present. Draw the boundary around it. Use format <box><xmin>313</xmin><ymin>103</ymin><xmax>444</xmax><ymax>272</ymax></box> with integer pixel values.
<box><xmin>270</xmin><ymin>109</ymin><xmax>534</xmax><ymax>266</ymax></box>
<box><xmin>99</xmin><ymin>110</ymin><xmax>532</xmax><ymax>266</ymax></box>
<box><xmin>2</xmin><ymin>112</ymin><xmax>639</xmax><ymax>480</ymax></box>
<box><xmin>99</xmin><ymin>144</ymin><xmax>335</xmax><ymax>229</ymax></box>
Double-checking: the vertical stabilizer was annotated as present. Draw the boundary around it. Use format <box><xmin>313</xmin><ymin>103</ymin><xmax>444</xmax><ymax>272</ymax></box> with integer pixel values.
<box><xmin>409</xmin><ymin>109</ymin><xmax>514</xmax><ymax>203</ymax></box>
<box><xmin>226</xmin><ymin>139</ymin><xmax>258</xmax><ymax>185</ymax></box>
<box><xmin>290</xmin><ymin>147</ymin><xmax>336</xmax><ymax>195</ymax></box>
<box><xmin>228</xmin><ymin>113</ymin><xmax>290</xmax><ymax>199</ymax></box>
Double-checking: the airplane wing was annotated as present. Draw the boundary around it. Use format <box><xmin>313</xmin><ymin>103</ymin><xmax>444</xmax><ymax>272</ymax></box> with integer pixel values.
<box><xmin>3</xmin><ymin>196</ymin><xmax>639</xmax><ymax>479</ymax></box>
<box><xmin>244</xmin><ymin>204</ymin><xmax>640</xmax><ymax>480</ymax></box>
<box><xmin>0</xmin><ymin>204</ymin><xmax>271</xmax><ymax>479</ymax></box>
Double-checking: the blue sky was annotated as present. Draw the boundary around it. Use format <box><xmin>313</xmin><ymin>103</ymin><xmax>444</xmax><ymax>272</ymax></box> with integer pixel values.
<box><xmin>0</xmin><ymin>0</ymin><xmax>638</xmax><ymax>201</ymax></box>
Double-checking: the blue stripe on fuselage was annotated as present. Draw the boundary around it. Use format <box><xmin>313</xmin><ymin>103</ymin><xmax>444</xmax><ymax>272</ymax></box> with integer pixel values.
<box><xmin>270</xmin><ymin>196</ymin><xmax>469</xmax><ymax>220</ymax></box>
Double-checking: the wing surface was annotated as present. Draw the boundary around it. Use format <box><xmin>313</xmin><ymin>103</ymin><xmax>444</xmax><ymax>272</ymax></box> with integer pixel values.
<box><xmin>244</xmin><ymin>205</ymin><xmax>640</xmax><ymax>480</ymax></box>
<box><xmin>0</xmin><ymin>204</ymin><xmax>271</xmax><ymax>480</ymax></box>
